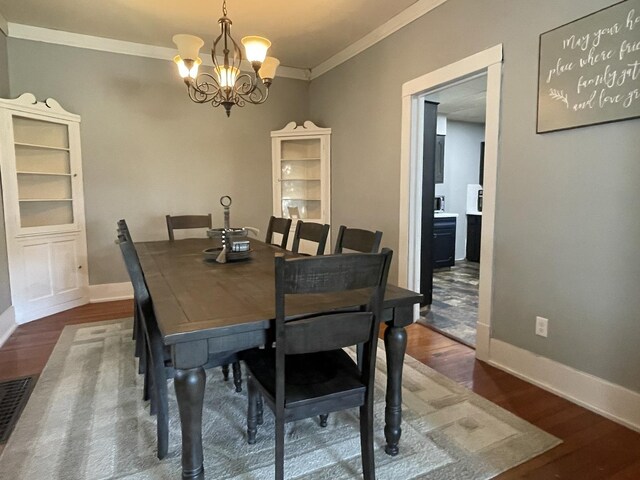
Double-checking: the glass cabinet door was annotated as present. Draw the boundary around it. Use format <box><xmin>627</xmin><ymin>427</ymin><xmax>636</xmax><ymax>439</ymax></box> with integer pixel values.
<box><xmin>12</xmin><ymin>116</ymin><xmax>75</xmax><ymax>228</ymax></box>
<box><xmin>280</xmin><ymin>138</ymin><xmax>322</xmax><ymax>221</ymax></box>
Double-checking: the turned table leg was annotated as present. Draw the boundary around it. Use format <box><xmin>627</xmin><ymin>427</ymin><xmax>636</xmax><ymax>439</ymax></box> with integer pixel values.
<box><xmin>175</xmin><ymin>367</ymin><xmax>206</xmax><ymax>479</ymax></box>
<box><xmin>383</xmin><ymin>324</ymin><xmax>407</xmax><ymax>456</ymax></box>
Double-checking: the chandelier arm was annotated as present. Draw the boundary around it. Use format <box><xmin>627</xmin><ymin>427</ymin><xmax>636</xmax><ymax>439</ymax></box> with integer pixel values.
<box><xmin>234</xmin><ymin>73</ymin><xmax>260</xmax><ymax>95</ymax></box>
<box><xmin>237</xmin><ymin>85</ymin><xmax>269</xmax><ymax>105</ymax></box>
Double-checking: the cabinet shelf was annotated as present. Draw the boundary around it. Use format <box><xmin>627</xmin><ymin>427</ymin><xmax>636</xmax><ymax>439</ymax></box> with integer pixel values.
<box><xmin>17</xmin><ymin>171</ymin><xmax>72</xmax><ymax>177</ymax></box>
<box><xmin>280</xmin><ymin>157</ymin><xmax>321</xmax><ymax>162</ymax></box>
<box><xmin>19</xmin><ymin>198</ymin><xmax>73</xmax><ymax>202</ymax></box>
<box><xmin>14</xmin><ymin>142</ymin><xmax>70</xmax><ymax>152</ymax></box>
<box><xmin>280</xmin><ymin>178</ymin><xmax>321</xmax><ymax>181</ymax></box>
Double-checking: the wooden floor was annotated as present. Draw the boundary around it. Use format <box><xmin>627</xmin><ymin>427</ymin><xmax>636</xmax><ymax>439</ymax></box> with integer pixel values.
<box><xmin>1</xmin><ymin>301</ymin><xmax>639</xmax><ymax>478</ymax></box>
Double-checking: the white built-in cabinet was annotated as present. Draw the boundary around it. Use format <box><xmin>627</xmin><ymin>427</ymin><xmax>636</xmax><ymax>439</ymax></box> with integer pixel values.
<box><xmin>0</xmin><ymin>93</ymin><xmax>89</xmax><ymax>323</ymax></box>
<box><xmin>271</xmin><ymin>121</ymin><xmax>331</xmax><ymax>254</ymax></box>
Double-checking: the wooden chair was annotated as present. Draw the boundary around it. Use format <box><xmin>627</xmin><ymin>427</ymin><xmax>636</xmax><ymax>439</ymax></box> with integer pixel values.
<box><xmin>334</xmin><ymin>225</ymin><xmax>383</xmax><ymax>254</ymax></box>
<box><xmin>265</xmin><ymin>216</ymin><xmax>292</xmax><ymax>249</ymax></box>
<box><xmin>291</xmin><ymin>221</ymin><xmax>330</xmax><ymax>256</ymax></box>
<box><xmin>117</xmin><ymin>229</ymin><xmax>244</xmax><ymax>459</ymax></box>
<box><xmin>244</xmin><ymin>250</ymin><xmax>393</xmax><ymax>480</ymax></box>
<box><xmin>165</xmin><ymin>214</ymin><xmax>212</xmax><ymax>241</ymax></box>
<box><xmin>117</xmin><ymin>231</ymin><xmax>172</xmax><ymax>458</ymax></box>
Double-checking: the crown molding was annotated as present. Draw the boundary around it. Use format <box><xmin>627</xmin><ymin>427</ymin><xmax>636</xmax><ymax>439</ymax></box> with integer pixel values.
<box><xmin>310</xmin><ymin>0</ymin><xmax>449</xmax><ymax>80</ymax></box>
<box><xmin>6</xmin><ymin>0</ymin><xmax>451</xmax><ymax>82</ymax></box>
<box><xmin>0</xmin><ymin>10</ymin><xmax>8</xmax><ymax>36</ymax></box>
<box><xmin>7</xmin><ymin>23</ymin><xmax>310</xmax><ymax>81</ymax></box>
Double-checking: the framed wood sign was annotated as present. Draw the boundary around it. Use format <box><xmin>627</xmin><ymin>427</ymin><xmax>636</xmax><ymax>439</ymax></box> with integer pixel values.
<box><xmin>537</xmin><ymin>0</ymin><xmax>640</xmax><ymax>133</ymax></box>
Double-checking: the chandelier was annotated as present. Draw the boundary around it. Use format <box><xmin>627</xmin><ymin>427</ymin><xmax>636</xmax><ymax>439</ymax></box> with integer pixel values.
<box><xmin>172</xmin><ymin>0</ymin><xmax>279</xmax><ymax>117</ymax></box>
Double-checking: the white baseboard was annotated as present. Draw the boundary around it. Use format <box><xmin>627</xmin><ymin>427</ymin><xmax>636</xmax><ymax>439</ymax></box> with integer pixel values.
<box><xmin>488</xmin><ymin>338</ymin><xmax>640</xmax><ymax>433</ymax></box>
<box><xmin>475</xmin><ymin>322</ymin><xmax>490</xmax><ymax>361</ymax></box>
<box><xmin>89</xmin><ymin>282</ymin><xmax>133</xmax><ymax>303</ymax></box>
<box><xmin>15</xmin><ymin>297</ymin><xmax>89</xmax><ymax>324</ymax></box>
<box><xmin>0</xmin><ymin>305</ymin><xmax>17</xmax><ymax>348</ymax></box>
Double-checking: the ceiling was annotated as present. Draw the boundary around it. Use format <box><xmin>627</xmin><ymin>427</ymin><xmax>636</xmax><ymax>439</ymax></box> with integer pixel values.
<box><xmin>0</xmin><ymin>0</ymin><xmax>421</xmax><ymax>69</ymax></box>
<box><xmin>426</xmin><ymin>75</ymin><xmax>487</xmax><ymax>124</ymax></box>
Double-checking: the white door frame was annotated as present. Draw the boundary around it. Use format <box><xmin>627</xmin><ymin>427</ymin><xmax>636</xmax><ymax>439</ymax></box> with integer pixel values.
<box><xmin>398</xmin><ymin>44</ymin><xmax>503</xmax><ymax>360</ymax></box>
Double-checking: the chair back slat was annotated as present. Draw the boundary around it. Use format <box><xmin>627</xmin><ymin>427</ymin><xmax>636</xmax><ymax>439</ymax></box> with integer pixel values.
<box><xmin>284</xmin><ymin>312</ymin><xmax>374</xmax><ymax>355</ymax></box>
<box><xmin>265</xmin><ymin>216</ymin><xmax>292</xmax><ymax>249</ymax></box>
<box><xmin>117</xmin><ymin>219</ymin><xmax>132</xmax><ymax>242</ymax></box>
<box><xmin>166</xmin><ymin>214</ymin><xmax>212</xmax><ymax>241</ymax></box>
<box><xmin>334</xmin><ymin>225</ymin><xmax>383</xmax><ymax>254</ymax></box>
<box><xmin>291</xmin><ymin>221</ymin><xmax>330</xmax><ymax>255</ymax></box>
<box><xmin>279</xmin><ymin>252</ymin><xmax>388</xmax><ymax>295</ymax></box>
<box><xmin>117</xmin><ymin>232</ymin><xmax>150</xmax><ymax>307</ymax></box>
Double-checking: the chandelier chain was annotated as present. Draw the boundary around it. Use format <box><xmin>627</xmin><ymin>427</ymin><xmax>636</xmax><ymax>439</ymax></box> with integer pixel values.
<box><xmin>222</xmin><ymin>0</ymin><xmax>227</xmax><ymax>16</ymax></box>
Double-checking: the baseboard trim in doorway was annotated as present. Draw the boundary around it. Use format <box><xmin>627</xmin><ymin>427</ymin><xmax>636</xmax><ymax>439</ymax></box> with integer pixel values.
<box><xmin>0</xmin><ymin>306</ymin><xmax>17</xmax><ymax>349</ymax></box>
<box><xmin>416</xmin><ymin>317</ymin><xmax>476</xmax><ymax>349</ymax></box>
<box><xmin>89</xmin><ymin>283</ymin><xmax>133</xmax><ymax>303</ymax></box>
<box><xmin>488</xmin><ymin>338</ymin><xmax>640</xmax><ymax>433</ymax></box>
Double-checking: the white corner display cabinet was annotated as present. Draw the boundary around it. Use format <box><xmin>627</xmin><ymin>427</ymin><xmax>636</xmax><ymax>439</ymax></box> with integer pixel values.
<box><xmin>271</xmin><ymin>121</ymin><xmax>331</xmax><ymax>254</ymax></box>
<box><xmin>0</xmin><ymin>93</ymin><xmax>89</xmax><ymax>323</ymax></box>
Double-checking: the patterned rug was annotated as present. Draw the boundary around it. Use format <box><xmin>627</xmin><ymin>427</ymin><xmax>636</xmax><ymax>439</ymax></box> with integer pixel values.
<box><xmin>0</xmin><ymin>319</ymin><xmax>560</xmax><ymax>479</ymax></box>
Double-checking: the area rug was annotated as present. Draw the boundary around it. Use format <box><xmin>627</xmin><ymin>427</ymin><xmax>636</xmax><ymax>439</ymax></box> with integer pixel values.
<box><xmin>0</xmin><ymin>319</ymin><xmax>560</xmax><ymax>479</ymax></box>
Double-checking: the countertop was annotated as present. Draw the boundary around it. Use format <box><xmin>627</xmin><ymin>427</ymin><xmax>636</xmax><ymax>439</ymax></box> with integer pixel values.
<box><xmin>434</xmin><ymin>212</ymin><xmax>459</xmax><ymax>218</ymax></box>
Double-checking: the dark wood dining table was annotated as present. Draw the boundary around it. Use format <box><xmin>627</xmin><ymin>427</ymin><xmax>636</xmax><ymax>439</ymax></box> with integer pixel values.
<box><xmin>136</xmin><ymin>238</ymin><xmax>422</xmax><ymax>479</ymax></box>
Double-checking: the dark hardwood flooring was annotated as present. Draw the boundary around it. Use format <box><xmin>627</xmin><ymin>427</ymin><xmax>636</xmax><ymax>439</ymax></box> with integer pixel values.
<box><xmin>1</xmin><ymin>300</ymin><xmax>639</xmax><ymax>478</ymax></box>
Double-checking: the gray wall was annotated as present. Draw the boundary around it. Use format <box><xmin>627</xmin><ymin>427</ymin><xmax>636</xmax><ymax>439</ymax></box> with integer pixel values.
<box><xmin>310</xmin><ymin>0</ymin><xmax>640</xmax><ymax>392</ymax></box>
<box><xmin>7</xmin><ymin>39</ymin><xmax>309</xmax><ymax>285</ymax></box>
<box><xmin>0</xmin><ymin>31</ymin><xmax>12</xmax><ymax>312</ymax></box>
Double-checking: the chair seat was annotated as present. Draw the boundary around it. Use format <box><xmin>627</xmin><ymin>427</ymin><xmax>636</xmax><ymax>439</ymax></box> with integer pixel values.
<box><xmin>244</xmin><ymin>348</ymin><xmax>365</xmax><ymax>409</ymax></box>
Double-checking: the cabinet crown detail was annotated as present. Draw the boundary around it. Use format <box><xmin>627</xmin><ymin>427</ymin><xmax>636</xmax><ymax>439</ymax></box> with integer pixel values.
<box><xmin>271</xmin><ymin>120</ymin><xmax>331</xmax><ymax>138</ymax></box>
<box><xmin>0</xmin><ymin>93</ymin><xmax>81</xmax><ymax>122</ymax></box>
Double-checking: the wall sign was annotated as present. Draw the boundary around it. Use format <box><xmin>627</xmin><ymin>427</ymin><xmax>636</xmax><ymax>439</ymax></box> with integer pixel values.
<box><xmin>537</xmin><ymin>0</ymin><xmax>640</xmax><ymax>133</ymax></box>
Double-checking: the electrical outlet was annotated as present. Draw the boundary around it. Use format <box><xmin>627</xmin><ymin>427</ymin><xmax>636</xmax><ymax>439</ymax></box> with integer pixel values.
<box><xmin>535</xmin><ymin>316</ymin><xmax>548</xmax><ymax>337</ymax></box>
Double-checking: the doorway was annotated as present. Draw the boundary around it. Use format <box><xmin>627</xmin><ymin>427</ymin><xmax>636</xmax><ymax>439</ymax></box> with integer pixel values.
<box><xmin>397</xmin><ymin>45</ymin><xmax>503</xmax><ymax>360</ymax></box>
<box><xmin>419</xmin><ymin>75</ymin><xmax>487</xmax><ymax>348</ymax></box>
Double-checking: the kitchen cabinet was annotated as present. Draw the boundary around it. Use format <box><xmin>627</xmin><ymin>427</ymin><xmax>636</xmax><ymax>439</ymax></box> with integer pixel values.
<box><xmin>433</xmin><ymin>216</ymin><xmax>456</xmax><ymax>268</ymax></box>
<box><xmin>0</xmin><ymin>93</ymin><xmax>89</xmax><ymax>323</ymax></box>
<box><xmin>466</xmin><ymin>214</ymin><xmax>482</xmax><ymax>262</ymax></box>
<box><xmin>271</xmin><ymin>121</ymin><xmax>331</xmax><ymax>253</ymax></box>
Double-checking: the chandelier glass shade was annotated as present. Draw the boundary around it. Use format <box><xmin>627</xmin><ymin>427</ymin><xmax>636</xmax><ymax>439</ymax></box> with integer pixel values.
<box><xmin>172</xmin><ymin>0</ymin><xmax>279</xmax><ymax>117</ymax></box>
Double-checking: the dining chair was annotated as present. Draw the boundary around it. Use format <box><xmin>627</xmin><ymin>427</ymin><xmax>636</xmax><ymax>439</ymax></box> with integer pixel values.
<box><xmin>164</xmin><ymin>215</ymin><xmax>244</xmax><ymax>392</ymax></box>
<box><xmin>165</xmin><ymin>213</ymin><xmax>212</xmax><ymax>241</ymax></box>
<box><xmin>117</xmin><ymin>231</ymin><xmax>172</xmax><ymax>458</ymax></box>
<box><xmin>334</xmin><ymin>225</ymin><xmax>383</xmax><ymax>254</ymax></box>
<box><xmin>117</xmin><ymin>228</ymin><xmax>245</xmax><ymax>459</ymax></box>
<box><xmin>243</xmin><ymin>249</ymin><xmax>392</xmax><ymax>480</ymax></box>
<box><xmin>290</xmin><ymin>220</ymin><xmax>330</xmax><ymax>256</ymax></box>
<box><xmin>265</xmin><ymin>216</ymin><xmax>292</xmax><ymax>249</ymax></box>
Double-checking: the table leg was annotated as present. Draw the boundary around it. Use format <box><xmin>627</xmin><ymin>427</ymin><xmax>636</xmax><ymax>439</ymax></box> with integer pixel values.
<box><xmin>383</xmin><ymin>324</ymin><xmax>407</xmax><ymax>456</ymax></box>
<box><xmin>175</xmin><ymin>367</ymin><xmax>206</xmax><ymax>479</ymax></box>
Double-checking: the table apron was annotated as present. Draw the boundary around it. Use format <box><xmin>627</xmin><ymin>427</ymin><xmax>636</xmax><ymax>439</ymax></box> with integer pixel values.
<box><xmin>171</xmin><ymin>329</ymin><xmax>268</xmax><ymax>369</ymax></box>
